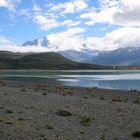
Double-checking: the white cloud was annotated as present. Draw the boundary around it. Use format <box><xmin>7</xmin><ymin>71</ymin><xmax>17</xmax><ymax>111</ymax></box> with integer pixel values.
<box><xmin>34</xmin><ymin>14</ymin><xmax>81</xmax><ymax>30</ymax></box>
<box><xmin>32</xmin><ymin>0</ymin><xmax>86</xmax><ymax>31</ymax></box>
<box><xmin>1</xmin><ymin>0</ymin><xmax>140</xmax><ymax>53</ymax></box>
<box><xmin>0</xmin><ymin>44</ymin><xmax>51</xmax><ymax>53</ymax></box>
<box><xmin>99</xmin><ymin>0</ymin><xmax>119</xmax><ymax>8</ymax></box>
<box><xmin>19</xmin><ymin>9</ymin><xmax>30</xmax><ymax>16</ymax></box>
<box><xmin>80</xmin><ymin>9</ymin><xmax>112</xmax><ymax>25</ymax></box>
<box><xmin>33</xmin><ymin>4</ymin><xmax>41</xmax><ymax>12</ymax></box>
<box><xmin>0</xmin><ymin>36</ymin><xmax>11</xmax><ymax>44</ymax></box>
<box><xmin>0</xmin><ymin>0</ymin><xmax>15</xmax><ymax>11</ymax></box>
<box><xmin>0</xmin><ymin>29</ymin><xmax>85</xmax><ymax>52</ymax></box>
<box><xmin>86</xmin><ymin>27</ymin><xmax>140</xmax><ymax>51</ymax></box>
<box><xmin>34</xmin><ymin>15</ymin><xmax>60</xmax><ymax>31</ymax></box>
<box><xmin>113</xmin><ymin>0</ymin><xmax>140</xmax><ymax>26</ymax></box>
<box><xmin>80</xmin><ymin>0</ymin><xmax>140</xmax><ymax>27</ymax></box>
<box><xmin>1</xmin><ymin>27</ymin><xmax>140</xmax><ymax>52</ymax></box>
<box><xmin>0</xmin><ymin>36</ymin><xmax>51</xmax><ymax>53</ymax></box>
<box><xmin>50</xmin><ymin>0</ymin><xmax>88</xmax><ymax>15</ymax></box>
<box><xmin>47</xmin><ymin>27</ymin><xmax>85</xmax><ymax>51</ymax></box>
<box><xmin>62</xmin><ymin>20</ymin><xmax>81</xmax><ymax>27</ymax></box>
<box><xmin>0</xmin><ymin>0</ymin><xmax>21</xmax><ymax>11</ymax></box>
<box><xmin>73</xmin><ymin>0</ymin><xmax>88</xmax><ymax>11</ymax></box>
<box><xmin>44</xmin><ymin>12</ymin><xmax>58</xmax><ymax>19</ymax></box>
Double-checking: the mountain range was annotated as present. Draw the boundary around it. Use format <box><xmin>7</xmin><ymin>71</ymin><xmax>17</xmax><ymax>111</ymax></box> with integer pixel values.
<box><xmin>22</xmin><ymin>36</ymin><xmax>140</xmax><ymax>66</ymax></box>
<box><xmin>60</xmin><ymin>47</ymin><xmax>140</xmax><ymax>66</ymax></box>
<box><xmin>0</xmin><ymin>51</ymin><xmax>112</xmax><ymax>70</ymax></box>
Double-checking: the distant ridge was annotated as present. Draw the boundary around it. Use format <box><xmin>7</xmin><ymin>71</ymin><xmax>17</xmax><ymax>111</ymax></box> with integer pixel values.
<box><xmin>0</xmin><ymin>51</ymin><xmax>112</xmax><ymax>70</ymax></box>
<box><xmin>60</xmin><ymin>47</ymin><xmax>140</xmax><ymax>66</ymax></box>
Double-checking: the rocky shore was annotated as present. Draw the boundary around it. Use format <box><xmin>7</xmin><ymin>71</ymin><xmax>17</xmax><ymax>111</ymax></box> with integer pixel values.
<box><xmin>0</xmin><ymin>80</ymin><xmax>140</xmax><ymax>140</ymax></box>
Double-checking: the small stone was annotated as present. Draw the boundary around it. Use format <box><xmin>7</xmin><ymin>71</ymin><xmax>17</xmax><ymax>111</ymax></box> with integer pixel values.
<box><xmin>57</xmin><ymin>110</ymin><xmax>72</xmax><ymax>116</ymax></box>
<box><xmin>18</xmin><ymin>111</ymin><xmax>23</xmax><ymax>114</ymax></box>
<box><xmin>0</xmin><ymin>107</ymin><xmax>4</xmax><ymax>109</ymax></box>
<box><xmin>80</xmin><ymin>116</ymin><xmax>92</xmax><ymax>126</ymax></box>
<box><xmin>5</xmin><ymin>109</ymin><xmax>13</xmax><ymax>114</ymax></box>
<box><xmin>100</xmin><ymin>96</ymin><xmax>105</xmax><ymax>100</ymax></box>
<box><xmin>18</xmin><ymin>118</ymin><xmax>26</xmax><ymax>121</ymax></box>
<box><xmin>132</xmin><ymin>131</ymin><xmax>140</xmax><ymax>138</ymax></box>
<box><xmin>100</xmin><ymin>134</ymin><xmax>106</xmax><ymax>140</ymax></box>
<box><xmin>91</xmin><ymin>94</ymin><xmax>95</xmax><ymax>97</ymax></box>
<box><xmin>83</xmin><ymin>96</ymin><xmax>88</xmax><ymax>99</ymax></box>
<box><xmin>46</xmin><ymin>124</ymin><xmax>54</xmax><ymax>129</ymax></box>
<box><xmin>5</xmin><ymin>121</ymin><xmax>12</xmax><ymax>125</ymax></box>
<box><xmin>39</xmin><ymin>133</ymin><xmax>45</xmax><ymax>137</ymax></box>
<box><xmin>80</xmin><ymin>130</ymin><xmax>85</xmax><ymax>134</ymax></box>
<box><xmin>42</xmin><ymin>93</ymin><xmax>47</xmax><ymax>95</ymax></box>
<box><xmin>133</xmin><ymin>97</ymin><xmax>140</xmax><ymax>104</ymax></box>
<box><xmin>0</xmin><ymin>119</ymin><xmax>3</xmax><ymax>122</ymax></box>
<box><xmin>21</xmin><ymin>89</ymin><xmax>26</xmax><ymax>92</ymax></box>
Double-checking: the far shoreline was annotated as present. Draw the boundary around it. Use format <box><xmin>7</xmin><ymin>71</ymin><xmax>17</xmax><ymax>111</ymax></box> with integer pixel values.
<box><xmin>0</xmin><ymin>79</ymin><xmax>135</xmax><ymax>93</ymax></box>
<box><xmin>1</xmin><ymin>69</ymin><xmax>140</xmax><ymax>71</ymax></box>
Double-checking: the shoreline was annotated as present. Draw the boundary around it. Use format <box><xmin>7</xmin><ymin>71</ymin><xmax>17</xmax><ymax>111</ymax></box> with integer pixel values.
<box><xmin>0</xmin><ymin>79</ymin><xmax>136</xmax><ymax>92</ymax></box>
<box><xmin>0</xmin><ymin>69</ymin><xmax>140</xmax><ymax>73</ymax></box>
<box><xmin>0</xmin><ymin>80</ymin><xmax>140</xmax><ymax>140</ymax></box>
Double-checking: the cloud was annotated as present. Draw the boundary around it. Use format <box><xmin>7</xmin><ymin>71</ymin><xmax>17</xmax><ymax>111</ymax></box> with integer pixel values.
<box><xmin>0</xmin><ymin>36</ymin><xmax>50</xmax><ymax>53</ymax></box>
<box><xmin>0</xmin><ymin>27</ymin><xmax>86</xmax><ymax>52</ymax></box>
<box><xmin>1</xmin><ymin>27</ymin><xmax>140</xmax><ymax>52</ymax></box>
<box><xmin>62</xmin><ymin>20</ymin><xmax>81</xmax><ymax>27</ymax></box>
<box><xmin>0</xmin><ymin>0</ymin><xmax>21</xmax><ymax>11</ymax></box>
<box><xmin>33</xmin><ymin>14</ymin><xmax>81</xmax><ymax>30</ymax></box>
<box><xmin>19</xmin><ymin>9</ymin><xmax>31</xmax><ymax>16</ymax></box>
<box><xmin>0</xmin><ymin>0</ymin><xmax>15</xmax><ymax>11</ymax></box>
<box><xmin>47</xmin><ymin>27</ymin><xmax>85</xmax><ymax>51</ymax></box>
<box><xmin>80</xmin><ymin>0</ymin><xmax>140</xmax><ymax>27</ymax></box>
<box><xmin>34</xmin><ymin>15</ymin><xmax>60</xmax><ymax>31</ymax></box>
<box><xmin>98</xmin><ymin>27</ymin><xmax>108</xmax><ymax>31</ymax></box>
<box><xmin>33</xmin><ymin>4</ymin><xmax>41</xmax><ymax>12</ymax></box>
<box><xmin>0</xmin><ymin>44</ymin><xmax>51</xmax><ymax>53</ymax></box>
<box><xmin>50</xmin><ymin>0</ymin><xmax>88</xmax><ymax>15</ymax></box>
<box><xmin>86</xmin><ymin>27</ymin><xmax>140</xmax><ymax>51</ymax></box>
<box><xmin>0</xmin><ymin>36</ymin><xmax>11</xmax><ymax>44</ymax></box>
<box><xmin>31</xmin><ymin>0</ymin><xmax>86</xmax><ymax>31</ymax></box>
<box><xmin>1</xmin><ymin>0</ymin><xmax>140</xmax><ymax>53</ymax></box>
<box><xmin>113</xmin><ymin>0</ymin><xmax>140</xmax><ymax>26</ymax></box>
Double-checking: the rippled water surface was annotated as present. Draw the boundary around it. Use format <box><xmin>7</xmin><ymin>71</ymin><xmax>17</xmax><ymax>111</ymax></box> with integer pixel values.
<box><xmin>0</xmin><ymin>70</ymin><xmax>140</xmax><ymax>90</ymax></box>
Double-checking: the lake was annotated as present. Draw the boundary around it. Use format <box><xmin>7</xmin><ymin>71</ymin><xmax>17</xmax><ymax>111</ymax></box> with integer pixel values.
<box><xmin>0</xmin><ymin>70</ymin><xmax>140</xmax><ymax>90</ymax></box>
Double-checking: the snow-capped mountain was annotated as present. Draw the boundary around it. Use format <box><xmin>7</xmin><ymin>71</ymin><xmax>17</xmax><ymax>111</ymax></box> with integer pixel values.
<box><xmin>61</xmin><ymin>47</ymin><xmax>140</xmax><ymax>66</ymax></box>
<box><xmin>59</xmin><ymin>49</ymin><xmax>101</xmax><ymax>63</ymax></box>
<box><xmin>22</xmin><ymin>36</ymin><xmax>140</xmax><ymax>66</ymax></box>
<box><xmin>90</xmin><ymin>47</ymin><xmax>140</xmax><ymax>66</ymax></box>
<box><xmin>22</xmin><ymin>36</ymin><xmax>101</xmax><ymax>61</ymax></box>
<box><xmin>22</xmin><ymin>36</ymin><xmax>49</xmax><ymax>47</ymax></box>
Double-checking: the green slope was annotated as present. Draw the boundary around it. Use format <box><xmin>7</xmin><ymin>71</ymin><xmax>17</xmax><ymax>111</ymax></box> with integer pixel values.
<box><xmin>0</xmin><ymin>51</ymin><xmax>112</xmax><ymax>70</ymax></box>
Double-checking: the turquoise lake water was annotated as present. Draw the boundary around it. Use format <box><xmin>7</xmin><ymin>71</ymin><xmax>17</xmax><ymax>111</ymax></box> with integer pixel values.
<box><xmin>0</xmin><ymin>70</ymin><xmax>140</xmax><ymax>90</ymax></box>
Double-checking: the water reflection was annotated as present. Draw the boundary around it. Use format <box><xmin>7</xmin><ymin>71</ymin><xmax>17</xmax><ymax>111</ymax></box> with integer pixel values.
<box><xmin>0</xmin><ymin>70</ymin><xmax>140</xmax><ymax>90</ymax></box>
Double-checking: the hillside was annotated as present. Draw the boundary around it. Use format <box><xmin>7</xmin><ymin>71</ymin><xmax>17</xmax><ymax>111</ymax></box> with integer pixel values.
<box><xmin>0</xmin><ymin>51</ymin><xmax>112</xmax><ymax>70</ymax></box>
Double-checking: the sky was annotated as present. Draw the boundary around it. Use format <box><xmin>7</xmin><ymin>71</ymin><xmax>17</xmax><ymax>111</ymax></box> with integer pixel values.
<box><xmin>0</xmin><ymin>0</ymin><xmax>140</xmax><ymax>52</ymax></box>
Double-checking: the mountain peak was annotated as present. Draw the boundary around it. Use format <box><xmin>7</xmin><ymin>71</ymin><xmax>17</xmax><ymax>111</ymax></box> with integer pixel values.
<box><xmin>22</xmin><ymin>36</ymin><xmax>49</xmax><ymax>47</ymax></box>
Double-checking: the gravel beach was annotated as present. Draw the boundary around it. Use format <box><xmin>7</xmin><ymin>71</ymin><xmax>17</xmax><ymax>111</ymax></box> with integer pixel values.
<box><xmin>0</xmin><ymin>80</ymin><xmax>140</xmax><ymax>140</ymax></box>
